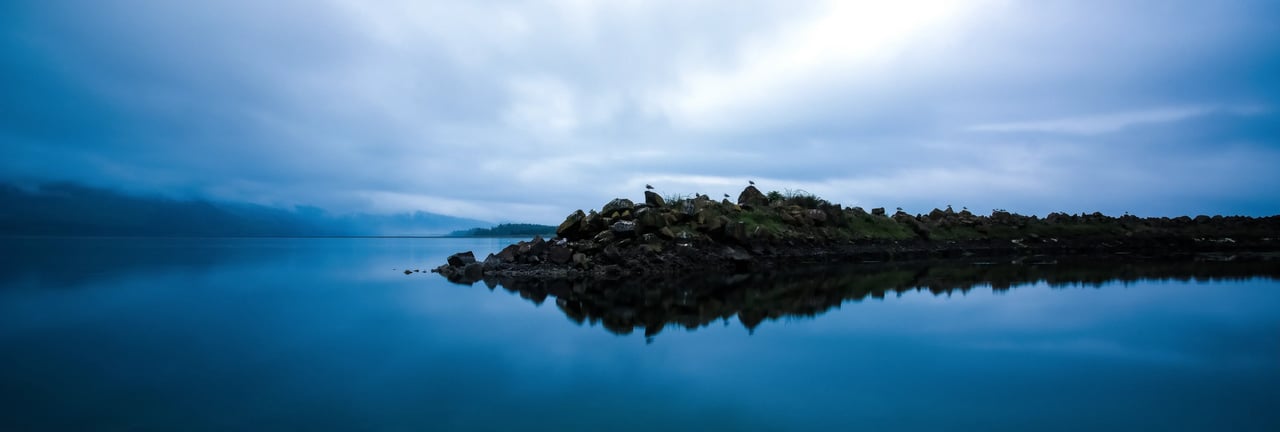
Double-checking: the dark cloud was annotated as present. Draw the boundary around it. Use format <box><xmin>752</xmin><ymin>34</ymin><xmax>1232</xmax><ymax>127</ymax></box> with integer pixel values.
<box><xmin>2</xmin><ymin>0</ymin><xmax>1278</xmax><ymax>223</ymax></box>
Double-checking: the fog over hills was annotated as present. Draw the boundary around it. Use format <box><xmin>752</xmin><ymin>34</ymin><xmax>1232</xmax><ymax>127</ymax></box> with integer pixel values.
<box><xmin>0</xmin><ymin>182</ymin><xmax>490</xmax><ymax>237</ymax></box>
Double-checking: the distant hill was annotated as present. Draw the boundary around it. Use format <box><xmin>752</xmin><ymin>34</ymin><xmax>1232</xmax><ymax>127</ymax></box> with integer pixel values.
<box><xmin>449</xmin><ymin>223</ymin><xmax>557</xmax><ymax>237</ymax></box>
<box><xmin>0</xmin><ymin>182</ymin><xmax>490</xmax><ymax>237</ymax></box>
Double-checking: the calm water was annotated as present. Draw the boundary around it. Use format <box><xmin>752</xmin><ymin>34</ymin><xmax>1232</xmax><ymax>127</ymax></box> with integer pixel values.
<box><xmin>2</xmin><ymin>237</ymin><xmax>1278</xmax><ymax>431</ymax></box>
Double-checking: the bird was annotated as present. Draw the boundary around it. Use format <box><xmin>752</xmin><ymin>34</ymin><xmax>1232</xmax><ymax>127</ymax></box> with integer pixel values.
<box><xmin>723</xmin><ymin>193</ymin><xmax>730</xmax><ymax>198</ymax></box>
<box><xmin>748</xmin><ymin>180</ymin><xmax>755</xmax><ymax>185</ymax></box>
<box><xmin>645</xmin><ymin>184</ymin><xmax>654</xmax><ymax>190</ymax></box>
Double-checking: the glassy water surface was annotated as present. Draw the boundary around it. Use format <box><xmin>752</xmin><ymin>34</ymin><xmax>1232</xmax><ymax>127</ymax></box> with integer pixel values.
<box><xmin>2</xmin><ymin>237</ymin><xmax>1278</xmax><ymax>431</ymax></box>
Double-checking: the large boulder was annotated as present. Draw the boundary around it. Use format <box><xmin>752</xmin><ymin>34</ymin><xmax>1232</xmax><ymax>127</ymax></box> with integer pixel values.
<box><xmin>447</xmin><ymin>251</ymin><xmax>476</xmax><ymax>267</ymax></box>
<box><xmin>602</xmin><ymin>198</ymin><xmax>636</xmax><ymax>217</ymax></box>
<box><xmin>556</xmin><ymin>210</ymin><xmax>587</xmax><ymax>239</ymax></box>
<box><xmin>518</xmin><ymin>236</ymin><xmax>548</xmax><ymax>258</ymax></box>
<box><xmin>644</xmin><ymin>191</ymin><xmax>666</xmax><ymax>208</ymax></box>
<box><xmin>495</xmin><ymin>244</ymin><xmax>520</xmax><ymax>262</ymax></box>
<box><xmin>582</xmin><ymin>210</ymin><xmax>605</xmax><ymax>233</ymax></box>
<box><xmin>737</xmin><ymin>186</ymin><xmax>769</xmax><ymax>208</ymax></box>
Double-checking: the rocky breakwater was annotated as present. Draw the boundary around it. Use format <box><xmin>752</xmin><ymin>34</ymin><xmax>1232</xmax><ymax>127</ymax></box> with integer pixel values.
<box><xmin>433</xmin><ymin>186</ymin><xmax>1280</xmax><ymax>283</ymax></box>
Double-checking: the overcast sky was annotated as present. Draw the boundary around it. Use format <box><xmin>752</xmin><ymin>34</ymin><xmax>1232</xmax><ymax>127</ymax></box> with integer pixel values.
<box><xmin>3</xmin><ymin>0</ymin><xmax>1278</xmax><ymax>223</ymax></box>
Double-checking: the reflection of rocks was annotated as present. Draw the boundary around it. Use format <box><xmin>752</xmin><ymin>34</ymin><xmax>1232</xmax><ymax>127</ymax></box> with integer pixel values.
<box><xmin>475</xmin><ymin>258</ymin><xmax>1280</xmax><ymax>337</ymax></box>
<box><xmin>434</xmin><ymin>186</ymin><xmax>1280</xmax><ymax>283</ymax></box>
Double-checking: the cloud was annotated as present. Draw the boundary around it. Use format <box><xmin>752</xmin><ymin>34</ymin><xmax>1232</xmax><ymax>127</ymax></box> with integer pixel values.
<box><xmin>2</xmin><ymin>0</ymin><xmax>1279</xmax><ymax>223</ymax></box>
<box><xmin>654</xmin><ymin>0</ymin><xmax>990</xmax><ymax>131</ymax></box>
<box><xmin>967</xmin><ymin>105</ymin><xmax>1268</xmax><ymax>135</ymax></box>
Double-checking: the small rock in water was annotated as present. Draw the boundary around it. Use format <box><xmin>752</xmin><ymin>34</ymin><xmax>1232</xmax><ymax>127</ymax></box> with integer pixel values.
<box><xmin>404</xmin><ymin>270</ymin><xmax>413</xmax><ymax>275</ymax></box>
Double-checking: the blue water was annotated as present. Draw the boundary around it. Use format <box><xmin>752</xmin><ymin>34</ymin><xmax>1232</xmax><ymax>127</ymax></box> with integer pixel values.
<box><xmin>1</xmin><ymin>237</ymin><xmax>1278</xmax><ymax>431</ymax></box>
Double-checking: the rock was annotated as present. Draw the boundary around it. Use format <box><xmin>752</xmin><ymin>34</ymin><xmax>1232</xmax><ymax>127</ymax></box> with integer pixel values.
<box><xmin>583</xmin><ymin>210</ymin><xmax>605</xmax><ymax>233</ymax></box>
<box><xmin>679</xmin><ymin>200</ymin><xmax>697</xmax><ymax>217</ymax></box>
<box><xmin>403</xmin><ymin>269</ymin><xmax>413</xmax><ymax>275</ymax></box>
<box><xmin>547</xmin><ymin>245</ymin><xmax>573</xmax><ymax>264</ymax></box>
<box><xmin>779</xmin><ymin>211</ymin><xmax>798</xmax><ymax>225</ymax></box>
<box><xmin>872</xmin><ymin>207</ymin><xmax>886</xmax><ymax>216</ymax></box>
<box><xmin>447</xmin><ymin>251</ymin><xmax>476</xmax><ymax>267</ymax></box>
<box><xmin>602</xmin><ymin>198</ymin><xmax>635</xmax><ymax>216</ymax></box>
<box><xmin>737</xmin><ymin>186</ymin><xmax>769</xmax><ymax>208</ymax></box>
<box><xmin>723</xmin><ymin>221</ymin><xmax>749</xmax><ymax>244</ymax></box>
<box><xmin>601</xmin><ymin>244</ymin><xmax>622</xmax><ymax>263</ymax></box>
<box><xmin>722</xmin><ymin>246</ymin><xmax>752</xmax><ymax>262</ymax></box>
<box><xmin>644</xmin><ymin>191</ymin><xmax>666</xmax><ymax>208</ymax></box>
<box><xmin>483</xmin><ymin>253</ymin><xmax>502</xmax><ymax>269</ymax></box>
<box><xmin>463</xmin><ymin>262</ymin><xmax>484</xmax><ymax>279</ymax></box>
<box><xmin>495</xmin><ymin>244</ymin><xmax>519</xmax><ymax>262</ymax></box>
<box><xmin>572</xmin><ymin>252</ymin><xmax>590</xmax><ymax>267</ymax></box>
<box><xmin>893</xmin><ymin>213</ymin><xmax>931</xmax><ymax>239</ymax></box>
<box><xmin>692</xmin><ymin>194</ymin><xmax>713</xmax><ymax>212</ymax></box>
<box><xmin>593</xmin><ymin>230</ymin><xmax>616</xmax><ymax>244</ymax></box>
<box><xmin>658</xmin><ymin>226</ymin><xmax>676</xmax><ymax>239</ymax></box>
<box><xmin>693</xmin><ymin>207</ymin><xmax>720</xmax><ymax>230</ymax></box>
<box><xmin>806</xmin><ymin>209</ymin><xmax>827</xmax><ymax>225</ymax></box>
<box><xmin>557</xmin><ymin>210</ymin><xmax>587</xmax><ymax>239</ymax></box>
<box><xmin>610</xmin><ymin>220</ymin><xmax>637</xmax><ymax>237</ymax></box>
<box><xmin>636</xmin><ymin>207</ymin><xmax>668</xmax><ymax>231</ymax></box>
<box><xmin>519</xmin><ymin>236</ymin><xmax>549</xmax><ymax>257</ymax></box>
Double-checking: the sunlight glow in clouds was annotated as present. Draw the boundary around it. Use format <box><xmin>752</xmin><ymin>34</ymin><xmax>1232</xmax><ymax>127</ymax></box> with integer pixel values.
<box><xmin>660</xmin><ymin>0</ymin><xmax>986</xmax><ymax>130</ymax></box>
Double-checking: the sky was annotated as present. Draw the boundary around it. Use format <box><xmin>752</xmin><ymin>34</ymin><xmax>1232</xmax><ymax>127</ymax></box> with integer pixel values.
<box><xmin>3</xmin><ymin>0</ymin><xmax>1279</xmax><ymax>223</ymax></box>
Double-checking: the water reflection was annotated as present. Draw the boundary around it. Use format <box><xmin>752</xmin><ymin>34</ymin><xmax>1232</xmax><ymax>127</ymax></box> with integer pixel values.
<box><xmin>472</xmin><ymin>258</ymin><xmax>1280</xmax><ymax>338</ymax></box>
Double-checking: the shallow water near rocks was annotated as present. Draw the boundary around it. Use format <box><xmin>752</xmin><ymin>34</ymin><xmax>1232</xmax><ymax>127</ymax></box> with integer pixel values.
<box><xmin>2</xmin><ymin>237</ymin><xmax>1278</xmax><ymax>431</ymax></box>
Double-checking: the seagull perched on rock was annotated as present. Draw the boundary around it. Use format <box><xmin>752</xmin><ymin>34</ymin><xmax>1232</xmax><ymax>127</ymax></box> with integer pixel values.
<box><xmin>645</xmin><ymin>184</ymin><xmax>654</xmax><ymax>190</ymax></box>
<box><xmin>748</xmin><ymin>180</ymin><xmax>755</xmax><ymax>185</ymax></box>
<box><xmin>723</xmin><ymin>193</ymin><xmax>730</xmax><ymax>198</ymax></box>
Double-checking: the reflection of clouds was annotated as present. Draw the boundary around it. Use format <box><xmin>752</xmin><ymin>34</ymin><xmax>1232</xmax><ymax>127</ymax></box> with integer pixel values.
<box><xmin>5</xmin><ymin>239</ymin><xmax>1280</xmax><ymax>429</ymax></box>
<box><xmin>963</xmin><ymin>338</ymin><xmax>1197</xmax><ymax>366</ymax></box>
